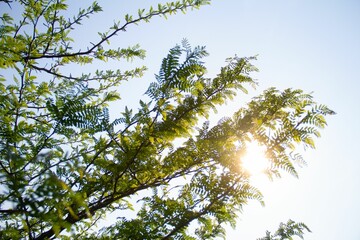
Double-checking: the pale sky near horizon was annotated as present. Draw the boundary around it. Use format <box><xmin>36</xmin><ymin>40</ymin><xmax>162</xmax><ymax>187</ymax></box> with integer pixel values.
<box><xmin>4</xmin><ymin>0</ymin><xmax>360</xmax><ymax>239</ymax></box>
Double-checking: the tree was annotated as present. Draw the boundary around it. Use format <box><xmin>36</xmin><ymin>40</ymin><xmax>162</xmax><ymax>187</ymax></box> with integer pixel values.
<box><xmin>258</xmin><ymin>220</ymin><xmax>311</xmax><ymax>240</ymax></box>
<box><xmin>0</xmin><ymin>0</ymin><xmax>334</xmax><ymax>239</ymax></box>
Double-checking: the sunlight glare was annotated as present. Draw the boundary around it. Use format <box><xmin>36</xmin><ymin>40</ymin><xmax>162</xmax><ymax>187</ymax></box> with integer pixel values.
<box><xmin>241</xmin><ymin>142</ymin><xmax>269</xmax><ymax>177</ymax></box>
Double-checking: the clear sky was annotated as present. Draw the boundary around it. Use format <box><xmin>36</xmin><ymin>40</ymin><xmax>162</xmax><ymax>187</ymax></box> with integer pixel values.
<box><xmin>69</xmin><ymin>0</ymin><xmax>360</xmax><ymax>239</ymax></box>
<box><xmin>5</xmin><ymin>0</ymin><xmax>360</xmax><ymax>239</ymax></box>
<box><xmin>76</xmin><ymin>1</ymin><xmax>359</xmax><ymax>238</ymax></box>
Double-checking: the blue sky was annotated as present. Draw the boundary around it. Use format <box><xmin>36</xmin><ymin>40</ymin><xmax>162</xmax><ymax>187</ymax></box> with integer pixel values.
<box><xmin>4</xmin><ymin>0</ymin><xmax>360</xmax><ymax>239</ymax></box>
<box><xmin>75</xmin><ymin>1</ymin><xmax>359</xmax><ymax>238</ymax></box>
<box><xmin>70</xmin><ymin>0</ymin><xmax>360</xmax><ymax>239</ymax></box>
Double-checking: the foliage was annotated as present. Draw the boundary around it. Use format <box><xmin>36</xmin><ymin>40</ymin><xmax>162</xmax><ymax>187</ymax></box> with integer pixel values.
<box><xmin>257</xmin><ymin>219</ymin><xmax>311</xmax><ymax>240</ymax></box>
<box><xmin>0</xmin><ymin>0</ymin><xmax>334</xmax><ymax>239</ymax></box>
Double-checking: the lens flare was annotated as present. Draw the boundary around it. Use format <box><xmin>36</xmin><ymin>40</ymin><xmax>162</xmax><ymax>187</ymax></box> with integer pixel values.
<box><xmin>241</xmin><ymin>142</ymin><xmax>268</xmax><ymax>176</ymax></box>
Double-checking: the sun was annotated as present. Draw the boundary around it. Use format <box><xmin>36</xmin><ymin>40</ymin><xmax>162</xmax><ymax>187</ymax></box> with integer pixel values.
<box><xmin>241</xmin><ymin>141</ymin><xmax>269</xmax><ymax>177</ymax></box>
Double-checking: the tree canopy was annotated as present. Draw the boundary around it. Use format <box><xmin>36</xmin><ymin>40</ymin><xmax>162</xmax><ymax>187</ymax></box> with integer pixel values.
<box><xmin>257</xmin><ymin>220</ymin><xmax>311</xmax><ymax>240</ymax></box>
<box><xmin>0</xmin><ymin>0</ymin><xmax>334</xmax><ymax>239</ymax></box>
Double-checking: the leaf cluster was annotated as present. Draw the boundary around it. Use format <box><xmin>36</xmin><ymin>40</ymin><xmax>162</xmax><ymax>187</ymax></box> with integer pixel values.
<box><xmin>257</xmin><ymin>219</ymin><xmax>311</xmax><ymax>240</ymax></box>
